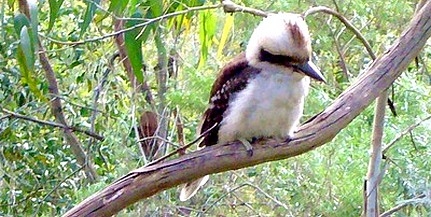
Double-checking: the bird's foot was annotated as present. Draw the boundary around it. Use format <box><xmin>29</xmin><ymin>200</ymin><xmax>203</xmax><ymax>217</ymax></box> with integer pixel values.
<box><xmin>238</xmin><ymin>138</ymin><xmax>253</xmax><ymax>157</ymax></box>
<box><xmin>284</xmin><ymin>135</ymin><xmax>293</xmax><ymax>143</ymax></box>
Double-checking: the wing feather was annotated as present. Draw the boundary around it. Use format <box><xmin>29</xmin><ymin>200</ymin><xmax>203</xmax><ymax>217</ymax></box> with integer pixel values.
<box><xmin>199</xmin><ymin>53</ymin><xmax>261</xmax><ymax>147</ymax></box>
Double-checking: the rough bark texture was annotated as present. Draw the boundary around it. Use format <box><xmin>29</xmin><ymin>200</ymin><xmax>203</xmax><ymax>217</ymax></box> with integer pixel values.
<box><xmin>63</xmin><ymin>2</ymin><xmax>431</xmax><ymax>217</ymax></box>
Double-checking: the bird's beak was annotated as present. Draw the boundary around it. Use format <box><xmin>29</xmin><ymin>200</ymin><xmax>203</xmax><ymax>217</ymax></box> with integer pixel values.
<box><xmin>297</xmin><ymin>61</ymin><xmax>326</xmax><ymax>83</ymax></box>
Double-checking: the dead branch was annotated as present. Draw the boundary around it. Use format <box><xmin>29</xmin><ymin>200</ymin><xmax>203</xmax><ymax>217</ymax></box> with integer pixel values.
<box><xmin>63</xmin><ymin>2</ymin><xmax>431</xmax><ymax>216</ymax></box>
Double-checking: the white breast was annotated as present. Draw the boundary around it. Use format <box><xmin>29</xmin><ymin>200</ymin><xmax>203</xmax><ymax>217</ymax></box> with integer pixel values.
<box><xmin>218</xmin><ymin>67</ymin><xmax>310</xmax><ymax>144</ymax></box>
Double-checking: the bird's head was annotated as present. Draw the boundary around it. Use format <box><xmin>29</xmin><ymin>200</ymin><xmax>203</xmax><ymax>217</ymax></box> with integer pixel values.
<box><xmin>246</xmin><ymin>13</ymin><xmax>325</xmax><ymax>82</ymax></box>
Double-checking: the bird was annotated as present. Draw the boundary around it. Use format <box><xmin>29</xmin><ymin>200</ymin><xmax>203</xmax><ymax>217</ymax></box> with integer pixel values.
<box><xmin>179</xmin><ymin>13</ymin><xmax>325</xmax><ymax>201</ymax></box>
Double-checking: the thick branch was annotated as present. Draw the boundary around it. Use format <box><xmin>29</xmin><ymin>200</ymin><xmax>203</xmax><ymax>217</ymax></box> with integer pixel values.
<box><xmin>63</xmin><ymin>2</ymin><xmax>431</xmax><ymax>216</ymax></box>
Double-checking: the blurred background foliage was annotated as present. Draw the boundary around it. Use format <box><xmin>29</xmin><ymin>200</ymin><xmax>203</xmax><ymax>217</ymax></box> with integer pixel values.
<box><xmin>0</xmin><ymin>0</ymin><xmax>430</xmax><ymax>216</ymax></box>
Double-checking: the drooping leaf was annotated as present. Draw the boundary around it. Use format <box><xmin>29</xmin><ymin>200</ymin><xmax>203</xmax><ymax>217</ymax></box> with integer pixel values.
<box><xmin>198</xmin><ymin>10</ymin><xmax>217</xmax><ymax>68</ymax></box>
<box><xmin>107</xmin><ymin>0</ymin><xmax>128</xmax><ymax>15</ymax></box>
<box><xmin>80</xmin><ymin>0</ymin><xmax>101</xmax><ymax>37</ymax></box>
<box><xmin>16</xmin><ymin>26</ymin><xmax>43</xmax><ymax>100</ymax></box>
<box><xmin>217</xmin><ymin>14</ymin><xmax>234</xmax><ymax>58</ymax></box>
<box><xmin>149</xmin><ymin>0</ymin><xmax>163</xmax><ymax>17</ymax></box>
<box><xmin>18</xmin><ymin>26</ymin><xmax>34</xmax><ymax>73</ymax></box>
<box><xmin>124</xmin><ymin>12</ymin><xmax>144</xmax><ymax>83</ymax></box>
<box><xmin>128</xmin><ymin>0</ymin><xmax>140</xmax><ymax>14</ymax></box>
<box><xmin>7</xmin><ymin>0</ymin><xmax>15</xmax><ymax>9</ymax></box>
<box><xmin>48</xmin><ymin>0</ymin><xmax>65</xmax><ymax>31</ymax></box>
<box><xmin>13</xmin><ymin>13</ymin><xmax>30</xmax><ymax>36</ymax></box>
<box><xmin>28</xmin><ymin>0</ymin><xmax>38</xmax><ymax>45</ymax></box>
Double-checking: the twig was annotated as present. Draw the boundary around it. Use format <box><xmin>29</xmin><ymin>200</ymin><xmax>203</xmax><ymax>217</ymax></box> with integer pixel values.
<box><xmin>55</xmin><ymin>95</ymin><xmax>104</xmax><ymax>114</ymax></box>
<box><xmin>138</xmin><ymin>135</ymin><xmax>178</xmax><ymax>148</ymax></box>
<box><xmin>304</xmin><ymin>6</ymin><xmax>397</xmax><ymax>116</ymax></box>
<box><xmin>41</xmin><ymin>3</ymin><xmax>224</xmax><ymax>46</ymax></box>
<box><xmin>41</xmin><ymin>0</ymin><xmax>270</xmax><ymax>46</ymax></box>
<box><xmin>173</xmin><ymin>107</ymin><xmax>186</xmax><ymax>155</ymax></box>
<box><xmin>0</xmin><ymin>114</ymin><xmax>11</xmax><ymax>121</ymax></box>
<box><xmin>304</xmin><ymin>6</ymin><xmax>376</xmax><ymax>60</ymax></box>
<box><xmin>380</xmin><ymin>193</ymin><xmax>428</xmax><ymax>217</ymax></box>
<box><xmin>1</xmin><ymin>108</ymin><xmax>104</xmax><ymax>140</ymax></box>
<box><xmin>202</xmin><ymin>182</ymin><xmax>289</xmax><ymax>215</ymax></box>
<box><xmin>33</xmin><ymin>165</ymin><xmax>86</xmax><ymax>217</ymax></box>
<box><xmin>144</xmin><ymin>123</ymin><xmax>218</xmax><ymax>167</ymax></box>
<box><xmin>221</xmin><ymin>0</ymin><xmax>269</xmax><ymax>17</ymax></box>
<box><xmin>231</xmin><ymin>192</ymin><xmax>260</xmax><ymax>216</ymax></box>
<box><xmin>327</xmin><ymin>17</ymin><xmax>350</xmax><ymax>82</ymax></box>
<box><xmin>382</xmin><ymin>115</ymin><xmax>431</xmax><ymax>154</ymax></box>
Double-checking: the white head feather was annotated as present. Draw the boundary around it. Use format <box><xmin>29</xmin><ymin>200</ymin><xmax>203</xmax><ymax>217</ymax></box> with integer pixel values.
<box><xmin>246</xmin><ymin>13</ymin><xmax>312</xmax><ymax>66</ymax></box>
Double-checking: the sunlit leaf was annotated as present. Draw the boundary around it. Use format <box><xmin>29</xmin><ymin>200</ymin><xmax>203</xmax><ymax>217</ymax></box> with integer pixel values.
<box><xmin>149</xmin><ymin>0</ymin><xmax>163</xmax><ymax>17</ymax></box>
<box><xmin>217</xmin><ymin>14</ymin><xmax>234</xmax><ymax>58</ymax></box>
<box><xmin>28</xmin><ymin>0</ymin><xmax>38</xmax><ymax>48</ymax></box>
<box><xmin>48</xmin><ymin>0</ymin><xmax>65</xmax><ymax>31</ymax></box>
<box><xmin>80</xmin><ymin>0</ymin><xmax>101</xmax><ymax>37</ymax></box>
<box><xmin>198</xmin><ymin>10</ymin><xmax>216</xmax><ymax>68</ymax></box>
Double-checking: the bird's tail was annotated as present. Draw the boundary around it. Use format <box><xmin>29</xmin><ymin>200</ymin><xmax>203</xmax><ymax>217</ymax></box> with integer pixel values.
<box><xmin>179</xmin><ymin>175</ymin><xmax>210</xmax><ymax>201</ymax></box>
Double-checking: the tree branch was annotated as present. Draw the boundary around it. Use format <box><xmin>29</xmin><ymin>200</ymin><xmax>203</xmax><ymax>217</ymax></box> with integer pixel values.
<box><xmin>1</xmin><ymin>109</ymin><xmax>104</xmax><ymax>141</ymax></box>
<box><xmin>305</xmin><ymin>6</ymin><xmax>397</xmax><ymax>116</ymax></box>
<box><xmin>380</xmin><ymin>192</ymin><xmax>428</xmax><ymax>217</ymax></box>
<box><xmin>40</xmin><ymin>0</ymin><xmax>269</xmax><ymax>46</ymax></box>
<box><xmin>364</xmin><ymin>90</ymin><xmax>388</xmax><ymax>216</ymax></box>
<box><xmin>62</xmin><ymin>2</ymin><xmax>431</xmax><ymax>216</ymax></box>
<box><xmin>383</xmin><ymin>115</ymin><xmax>431</xmax><ymax>154</ymax></box>
<box><xmin>304</xmin><ymin>6</ymin><xmax>376</xmax><ymax>60</ymax></box>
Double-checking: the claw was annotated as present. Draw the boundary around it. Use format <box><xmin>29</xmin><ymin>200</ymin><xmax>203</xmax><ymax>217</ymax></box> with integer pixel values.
<box><xmin>284</xmin><ymin>135</ymin><xmax>293</xmax><ymax>143</ymax></box>
<box><xmin>238</xmin><ymin>138</ymin><xmax>253</xmax><ymax>156</ymax></box>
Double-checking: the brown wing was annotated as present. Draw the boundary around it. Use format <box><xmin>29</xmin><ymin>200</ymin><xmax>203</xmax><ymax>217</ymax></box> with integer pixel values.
<box><xmin>199</xmin><ymin>53</ymin><xmax>261</xmax><ymax>147</ymax></box>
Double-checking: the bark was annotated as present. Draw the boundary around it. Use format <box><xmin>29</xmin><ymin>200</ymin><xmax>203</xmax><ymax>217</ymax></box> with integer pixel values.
<box><xmin>63</xmin><ymin>2</ymin><xmax>431</xmax><ymax>217</ymax></box>
<box><xmin>364</xmin><ymin>90</ymin><xmax>387</xmax><ymax>216</ymax></box>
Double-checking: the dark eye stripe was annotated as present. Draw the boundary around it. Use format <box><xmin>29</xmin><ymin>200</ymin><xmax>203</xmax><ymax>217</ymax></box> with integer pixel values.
<box><xmin>258</xmin><ymin>48</ymin><xmax>308</xmax><ymax>66</ymax></box>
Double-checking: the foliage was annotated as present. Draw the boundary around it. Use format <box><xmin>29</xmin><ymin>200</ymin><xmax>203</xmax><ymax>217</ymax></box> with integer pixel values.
<box><xmin>0</xmin><ymin>0</ymin><xmax>430</xmax><ymax>216</ymax></box>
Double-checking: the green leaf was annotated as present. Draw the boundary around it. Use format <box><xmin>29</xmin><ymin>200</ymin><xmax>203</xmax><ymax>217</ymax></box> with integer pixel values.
<box><xmin>149</xmin><ymin>0</ymin><xmax>163</xmax><ymax>17</ymax></box>
<box><xmin>128</xmin><ymin>0</ymin><xmax>140</xmax><ymax>14</ymax></box>
<box><xmin>28</xmin><ymin>0</ymin><xmax>38</xmax><ymax>47</ymax></box>
<box><xmin>18</xmin><ymin>26</ymin><xmax>34</xmax><ymax>73</ymax></box>
<box><xmin>48</xmin><ymin>0</ymin><xmax>65</xmax><ymax>31</ymax></box>
<box><xmin>80</xmin><ymin>0</ymin><xmax>101</xmax><ymax>37</ymax></box>
<box><xmin>198</xmin><ymin>10</ymin><xmax>216</xmax><ymax>68</ymax></box>
<box><xmin>107</xmin><ymin>0</ymin><xmax>128</xmax><ymax>15</ymax></box>
<box><xmin>13</xmin><ymin>14</ymin><xmax>30</xmax><ymax>36</ymax></box>
<box><xmin>17</xmin><ymin>26</ymin><xmax>43</xmax><ymax>100</ymax></box>
<box><xmin>124</xmin><ymin>12</ymin><xmax>144</xmax><ymax>83</ymax></box>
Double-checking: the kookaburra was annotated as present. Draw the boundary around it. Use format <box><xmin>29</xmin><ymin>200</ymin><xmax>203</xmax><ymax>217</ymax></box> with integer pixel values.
<box><xmin>180</xmin><ymin>13</ymin><xmax>325</xmax><ymax>201</ymax></box>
